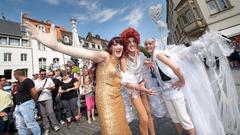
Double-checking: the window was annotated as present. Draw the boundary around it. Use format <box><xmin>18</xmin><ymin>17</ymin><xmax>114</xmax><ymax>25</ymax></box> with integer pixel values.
<box><xmin>80</xmin><ymin>39</ymin><xmax>84</xmax><ymax>44</ymax></box>
<box><xmin>39</xmin><ymin>58</ymin><xmax>46</xmax><ymax>70</ymax></box>
<box><xmin>207</xmin><ymin>1</ymin><xmax>219</xmax><ymax>14</ymax></box>
<box><xmin>4</xmin><ymin>69</ymin><xmax>12</xmax><ymax>79</ymax></box>
<box><xmin>38</xmin><ymin>25</ymin><xmax>45</xmax><ymax>32</ymax></box>
<box><xmin>63</xmin><ymin>36</ymin><xmax>70</xmax><ymax>43</ymax></box>
<box><xmin>53</xmin><ymin>58</ymin><xmax>59</xmax><ymax>62</ymax></box>
<box><xmin>97</xmin><ymin>45</ymin><xmax>101</xmax><ymax>49</ymax></box>
<box><xmin>185</xmin><ymin>10</ymin><xmax>194</xmax><ymax>23</ymax></box>
<box><xmin>92</xmin><ymin>44</ymin><xmax>96</xmax><ymax>48</ymax></box>
<box><xmin>181</xmin><ymin>15</ymin><xmax>189</xmax><ymax>25</ymax></box>
<box><xmin>0</xmin><ymin>37</ymin><xmax>7</xmax><ymax>45</ymax></box>
<box><xmin>181</xmin><ymin>10</ymin><xmax>195</xmax><ymax>26</ymax></box>
<box><xmin>172</xmin><ymin>34</ymin><xmax>177</xmax><ymax>43</ymax></box>
<box><xmin>21</xmin><ymin>53</ymin><xmax>27</xmax><ymax>61</ymax></box>
<box><xmin>9</xmin><ymin>38</ymin><xmax>20</xmax><ymax>46</ymax></box>
<box><xmin>174</xmin><ymin>31</ymin><xmax>179</xmax><ymax>40</ymax></box>
<box><xmin>176</xmin><ymin>25</ymin><xmax>181</xmax><ymax>37</ymax></box>
<box><xmin>38</xmin><ymin>42</ymin><xmax>46</xmax><ymax>50</ymax></box>
<box><xmin>85</xmin><ymin>42</ymin><xmax>89</xmax><ymax>48</ymax></box>
<box><xmin>22</xmin><ymin>68</ymin><xmax>28</xmax><ymax>77</ymax></box>
<box><xmin>4</xmin><ymin>53</ymin><xmax>12</xmax><ymax>62</ymax></box>
<box><xmin>207</xmin><ymin>0</ymin><xmax>230</xmax><ymax>14</ymax></box>
<box><xmin>218</xmin><ymin>0</ymin><xmax>229</xmax><ymax>10</ymax></box>
<box><xmin>22</xmin><ymin>39</ymin><xmax>29</xmax><ymax>47</ymax></box>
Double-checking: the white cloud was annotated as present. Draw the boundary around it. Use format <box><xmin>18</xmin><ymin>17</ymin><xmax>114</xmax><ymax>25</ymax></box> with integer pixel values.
<box><xmin>94</xmin><ymin>9</ymin><xmax>119</xmax><ymax>23</ymax></box>
<box><xmin>43</xmin><ymin>0</ymin><xmax>99</xmax><ymax>10</ymax></box>
<box><xmin>75</xmin><ymin>8</ymin><xmax>127</xmax><ymax>23</ymax></box>
<box><xmin>157</xmin><ymin>20</ymin><xmax>167</xmax><ymax>28</ymax></box>
<box><xmin>121</xmin><ymin>7</ymin><xmax>144</xmax><ymax>28</ymax></box>
<box><xmin>156</xmin><ymin>35</ymin><xmax>168</xmax><ymax>50</ymax></box>
<box><xmin>118</xmin><ymin>6</ymin><xmax>128</xmax><ymax>14</ymax></box>
<box><xmin>44</xmin><ymin>0</ymin><xmax>59</xmax><ymax>5</ymax></box>
<box><xmin>76</xmin><ymin>14</ymin><xmax>89</xmax><ymax>21</ymax></box>
<box><xmin>43</xmin><ymin>0</ymin><xmax>128</xmax><ymax>24</ymax></box>
<box><xmin>78</xmin><ymin>0</ymin><xmax>99</xmax><ymax>11</ymax></box>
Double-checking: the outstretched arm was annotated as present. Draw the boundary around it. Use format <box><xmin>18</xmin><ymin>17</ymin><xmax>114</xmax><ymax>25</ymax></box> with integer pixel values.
<box><xmin>24</xmin><ymin>21</ymin><xmax>108</xmax><ymax>63</ymax></box>
<box><xmin>156</xmin><ymin>53</ymin><xmax>185</xmax><ymax>89</ymax></box>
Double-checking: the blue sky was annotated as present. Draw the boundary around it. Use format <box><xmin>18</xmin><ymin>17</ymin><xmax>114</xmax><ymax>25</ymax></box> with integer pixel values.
<box><xmin>0</xmin><ymin>0</ymin><xmax>168</xmax><ymax>44</ymax></box>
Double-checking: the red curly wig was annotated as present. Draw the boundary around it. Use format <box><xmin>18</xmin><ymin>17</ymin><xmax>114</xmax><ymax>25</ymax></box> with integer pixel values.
<box><xmin>120</xmin><ymin>27</ymin><xmax>140</xmax><ymax>57</ymax></box>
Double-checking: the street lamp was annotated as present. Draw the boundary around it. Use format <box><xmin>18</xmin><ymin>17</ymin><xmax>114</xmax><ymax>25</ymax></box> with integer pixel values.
<box><xmin>70</xmin><ymin>17</ymin><xmax>84</xmax><ymax>69</ymax></box>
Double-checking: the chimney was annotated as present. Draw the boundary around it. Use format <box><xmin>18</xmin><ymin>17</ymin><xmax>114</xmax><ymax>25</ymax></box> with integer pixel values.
<box><xmin>96</xmin><ymin>34</ymin><xmax>100</xmax><ymax>39</ymax></box>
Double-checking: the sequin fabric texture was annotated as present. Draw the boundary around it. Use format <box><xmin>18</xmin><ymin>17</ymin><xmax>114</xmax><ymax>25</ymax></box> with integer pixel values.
<box><xmin>95</xmin><ymin>56</ymin><xmax>132</xmax><ymax>135</ymax></box>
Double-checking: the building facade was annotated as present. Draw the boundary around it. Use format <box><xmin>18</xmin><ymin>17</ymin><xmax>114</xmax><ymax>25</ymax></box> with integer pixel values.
<box><xmin>23</xmin><ymin>14</ymin><xmax>72</xmax><ymax>74</ymax></box>
<box><xmin>0</xmin><ymin>15</ymin><xmax>108</xmax><ymax>81</ymax></box>
<box><xmin>0</xmin><ymin>19</ymin><xmax>32</xmax><ymax>81</ymax></box>
<box><xmin>23</xmin><ymin>14</ymin><xmax>108</xmax><ymax>73</ymax></box>
<box><xmin>166</xmin><ymin>0</ymin><xmax>240</xmax><ymax>46</ymax></box>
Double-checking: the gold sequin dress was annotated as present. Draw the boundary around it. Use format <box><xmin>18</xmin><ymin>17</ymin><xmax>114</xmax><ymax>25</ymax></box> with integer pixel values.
<box><xmin>95</xmin><ymin>56</ymin><xmax>132</xmax><ymax>135</ymax></box>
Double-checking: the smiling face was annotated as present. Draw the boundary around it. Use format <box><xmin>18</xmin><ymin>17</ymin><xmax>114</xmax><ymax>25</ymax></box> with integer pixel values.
<box><xmin>126</xmin><ymin>37</ymin><xmax>137</xmax><ymax>53</ymax></box>
<box><xmin>47</xmin><ymin>72</ymin><xmax>54</xmax><ymax>78</ymax></box>
<box><xmin>39</xmin><ymin>71</ymin><xmax>46</xmax><ymax>80</ymax></box>
<box><xmin>0</xmin><ymin>77</ymin><xmax>7</xmax><ymax>87</ymax></box>
<box><xmin>83</xmin><ymin>68</ymin><xmax>89</xmax><ymax>76</ymax></box>
<box><xmin>144</xmin><ymin>39</ymin><xmax>156</xmax><ymax>55</ymax></box>
<box><xmin>62</xmin><ymin>71</ymin><xmax>70</xmax><ymax>80</ymax></box>
<box><xmin>111</xmin><ymin>40</ymin><xmax>124</xmax><ymax>58</ymax></box>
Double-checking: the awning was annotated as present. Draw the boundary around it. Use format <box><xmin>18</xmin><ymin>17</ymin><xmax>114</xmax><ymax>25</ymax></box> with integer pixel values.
<box><xmin>219</xmin><ymin>24</ymin><xmax>240</xmax><ymax>37</ymax></box>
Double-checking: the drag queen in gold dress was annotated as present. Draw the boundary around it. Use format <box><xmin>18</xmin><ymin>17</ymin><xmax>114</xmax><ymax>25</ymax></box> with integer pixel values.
<box><xmin>24</xmin><ymin>22</ymin><xmax>155</xmax><ymax>135</ymax></box>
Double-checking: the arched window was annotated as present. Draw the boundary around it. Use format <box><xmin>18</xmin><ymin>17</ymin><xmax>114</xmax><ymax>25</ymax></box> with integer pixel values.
<box><xmin>53</xmin><ymin>58</ymin><xmax>59</xmax><ymax>62</ymax></box>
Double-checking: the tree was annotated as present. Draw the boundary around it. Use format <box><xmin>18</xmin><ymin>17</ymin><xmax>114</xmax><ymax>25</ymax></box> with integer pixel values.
<box><xmin>139</xmin><ymin>46</ymin><xmax>151</xmax><ymax>58</ymax></box>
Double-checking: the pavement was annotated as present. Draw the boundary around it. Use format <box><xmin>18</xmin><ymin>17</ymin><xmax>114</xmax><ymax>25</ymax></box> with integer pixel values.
<box><xmin>46</xmin><ymin>69</ymin><xmax>240</xmax><ymax>135</ymax></box>
<box><xmin>49</xmin><ymin>116</ymin><xmax>179</xmax><ymax>135</ymax></box>
<box><xmin>32</xmin><ymin>68</ymin><xmax>240</xmax><ymax>135</ymax></box>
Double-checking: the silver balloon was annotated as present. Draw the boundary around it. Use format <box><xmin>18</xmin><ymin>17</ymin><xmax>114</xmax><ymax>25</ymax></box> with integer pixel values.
<box><xmin>149</xmin><ymin>3</ymin><xmax>166</xmax><ymax>46</ymax></box>
<box><xmin>149</xmin><ymin>4</ymin><xmax>163</xmax><ymax>24</ymax></box>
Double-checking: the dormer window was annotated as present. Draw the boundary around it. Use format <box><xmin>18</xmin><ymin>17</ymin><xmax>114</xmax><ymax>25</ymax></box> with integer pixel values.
<box><xmin>0</xmin><ymin>37</ymin><xmax>7</xmax><ymax>45</ymax></box>
<box><xmin>63</xmin><ymin>36</ymin><xmax>70</xmax><ymax>43</ymax></box>
<box><xmin>38</xmin><ymin>25</ymin><xmax>45</xmax><ymax>32</ymax></box>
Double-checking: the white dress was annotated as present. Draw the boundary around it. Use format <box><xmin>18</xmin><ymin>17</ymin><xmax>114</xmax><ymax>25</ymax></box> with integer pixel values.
<box><xmin>121</xmin><ymin>53</ymin><xmax>168</xmax><ymax>122</ymax></box>
<box><xmin>153</xmin><ymin>32</ymin><xmax>240</xmax><ymax>135</ymax></box>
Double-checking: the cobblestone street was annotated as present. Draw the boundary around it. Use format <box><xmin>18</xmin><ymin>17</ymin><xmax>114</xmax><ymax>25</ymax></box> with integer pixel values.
<box><xmin>47</xmin><ymin>69</ymin><xmax>240</xmax><ymax>135</ymax></box>
<box><xmin>49</xmin><ymin>117</ymin><xmax>178</xmax><ymax>135</ymax></box>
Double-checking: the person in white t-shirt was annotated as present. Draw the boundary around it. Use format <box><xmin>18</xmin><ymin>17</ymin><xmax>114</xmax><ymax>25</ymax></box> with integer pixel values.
<box><xmin>34</xmin><ymin>69</ymin><xmax>60</xmax><ymax>135</ymax></box>
<box><xmin>144</xmin><ymin>38</ymin><xmax>195</xmax><ymax>135</ymax></box>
